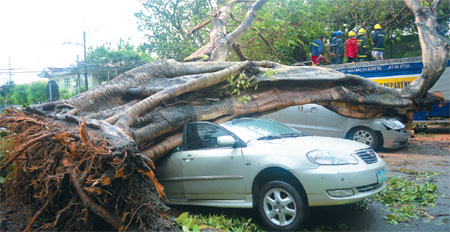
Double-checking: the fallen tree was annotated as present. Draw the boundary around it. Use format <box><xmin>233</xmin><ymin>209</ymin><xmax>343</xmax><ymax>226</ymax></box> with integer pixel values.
<box><xmin>0</xmin><ymin>0</ymin><xmax>448</xmax><ymax>231</ymax></box>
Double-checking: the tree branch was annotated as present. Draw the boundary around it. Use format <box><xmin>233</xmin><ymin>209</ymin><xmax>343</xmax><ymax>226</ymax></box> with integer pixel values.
<box><xmin>232</xmin><ymin>43</ymin><xmax>248</xmax><ymax>61</ymax></box>
<box><xmin>431</xmin><ymin>0</ymin><xmax>441</xmax><ymax>15</ymax></box>
<box><xmin>402</xmin><ymin>0</ymin><xmax>449</xmax><ymax>98</ymax></box>
<box><xmin>385</xmin><ymin>6</ymin><xmax>410</xmax><ymax>32</ymax></box>
<box><xmin>189</xmin><ymin>19</ymin><xmax>212</xmax><ymax>34</ymax></box>
<box><xmin>227</xmin><ymin>0</ymin><xmax>269</xmax><ymax>45</ymax></box>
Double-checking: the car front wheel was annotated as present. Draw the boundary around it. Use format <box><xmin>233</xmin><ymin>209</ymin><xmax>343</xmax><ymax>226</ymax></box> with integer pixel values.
<box><xmin>349</xmin><ymin>126</ymin><xmax>380</xmax><ymax>150</ymax></box>
<box><xmin>257</xmin><ymin>180</ymin><xmax>308</xmax><ymax>231</ymax></box>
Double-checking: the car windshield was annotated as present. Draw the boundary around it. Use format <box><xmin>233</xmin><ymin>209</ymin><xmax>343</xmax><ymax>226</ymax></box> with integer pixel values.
<box><xmin>222</xmin><ymin>118</ymin><xmax>303</xmax><ymax>141</ymax></box>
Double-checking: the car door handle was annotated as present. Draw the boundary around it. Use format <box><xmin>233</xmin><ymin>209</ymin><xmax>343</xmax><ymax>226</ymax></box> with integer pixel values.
<box><xmin>309</xmin><ymin>107</ymin><xmax>317</xmax><ymax>112</ymax></box>
<box><xmin>182</xmin><ymin>154</ymin><xmax>194</xmax><ymax>162</ymax></box>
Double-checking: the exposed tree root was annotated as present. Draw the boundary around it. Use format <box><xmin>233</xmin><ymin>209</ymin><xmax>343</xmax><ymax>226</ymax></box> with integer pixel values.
<box><xmin>0</xmin><ymin>108</ymin><xmax>178</xmax><ymax>231</ymax></box>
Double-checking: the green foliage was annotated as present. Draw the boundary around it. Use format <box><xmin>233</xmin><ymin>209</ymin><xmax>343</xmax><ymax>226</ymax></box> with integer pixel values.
<box><xmin>227</xmin><ymin>74</ymin><xmax>256</xmax><ymax>104</ymax></box>
<box><xmin>9</xmin><ymin>84</ymin><xmax>29</xmax><ymax>106</ymax></box>
<box><xmin>176</xmin><ymin>212</ymin><xmax>264</xmax><ymax>232</ymax></box>
<box><xmin>135</xmin><ymin>0</ymin><xmax>449</xmax><ymax>64</ymax></box>
<box><xmin>28</xmin><ymin>81</ymin><xmax>47</xmax><ymax>104</ymax></box>
<box><xmin>354</xmin><ymin>199</ymin><xmax>369</xmax><ymax>211</ymax></box>
<box><xmin>59</xmin><ymin>89</ymin><xmax>74</xmax><ymax>99</ymax></box>
<box><xmin>2</xmin><ymin>81</ymin><xmax>48</xmax><ymax>106</ymax></box>
<box><xmin>0</xmin><ymin>81</ymin><xmax>15</xmax><ymax>105</ymax></box>
<box><xmin>373</xmin><ymin>176</ymin><xmax>439</xmax><ymax>224</ymax></box>
<box><xmin>136</xmin><ymin>0</ymin><xmax>225</xmax><ymax>60</ymax></box>
<box><xmin>87</xmin><ymin>39</ymin><xmax>153</xmax><ymax>83</ymax></box>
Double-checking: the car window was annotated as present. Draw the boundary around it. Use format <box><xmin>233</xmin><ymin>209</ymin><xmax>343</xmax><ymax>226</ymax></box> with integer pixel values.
<box><xmin>222</xmin><ymin>118</ymin><xmax>302</xmax><ymax>140</ymax></box>
<box><xmin>185</xmin><ymin>123</ymin><xmax>233</xmax><ymax>150</ymax></box>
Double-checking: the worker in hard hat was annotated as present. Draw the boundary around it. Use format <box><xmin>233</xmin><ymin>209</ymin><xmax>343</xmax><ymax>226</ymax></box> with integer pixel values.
<box><xmin>329</xmin><ymin>31</ymin><xmax>338</xmax><ymax>64</ymax></box>
<box><xmin>310</xmin><ymin>35</ymin><xmax>325</xmax><ymax>66</ymax></box>
<box><xmin>345</xmin><ymin>31</ymin><xmax>358</xmax><ymax>63</ymax></box>
<box><xmin>357</xmin><ymin>28</ymin><xmax>369</xmax><ymax>62</ymax></box>
<box><xmin>335</xmin><ymin>30</ymin><xmax>345</xmax><ymax>64</ymax></box>
<box><xmin>371</xmin><ymin>24</ymin><xmax>386</xmax><ymax>60</ymax></box>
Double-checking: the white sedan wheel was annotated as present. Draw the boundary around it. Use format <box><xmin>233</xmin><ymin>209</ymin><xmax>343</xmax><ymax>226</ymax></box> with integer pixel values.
<box><xmin>263</xmin><ymin>188</ymin><xmax>297</xmax><ymax>226</ymax></box>
<box><xmin>258</xmin><ymin>180</ymin><xmax>308</xmax><ymax>230</ymax></box>
<box><xmin>349</xmin><ymin>127</ymin><xmax>381</xmax><ymax>150</ymax></box>
<box><xmin>352</xmin><ymin>129</ymin><xmax>374</xmax><ymax>146</ymax></box>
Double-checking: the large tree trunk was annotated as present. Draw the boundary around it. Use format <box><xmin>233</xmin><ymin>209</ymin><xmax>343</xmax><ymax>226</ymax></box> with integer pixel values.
<box><xmin>0</xmin><ymin>0</ymin><xmax>448</xmax><ymax>231</ymax></box>
<box><xmin>185</xmin><ymin>0</ymin><xmax>269</xmax><ymax>61</ymax></box>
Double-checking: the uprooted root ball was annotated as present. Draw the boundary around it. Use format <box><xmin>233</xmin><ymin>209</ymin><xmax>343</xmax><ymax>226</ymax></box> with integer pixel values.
<box><xmin>0</xmin><ymin>108</ymin><xmax>179</xmax><ymax>231</ymax></box>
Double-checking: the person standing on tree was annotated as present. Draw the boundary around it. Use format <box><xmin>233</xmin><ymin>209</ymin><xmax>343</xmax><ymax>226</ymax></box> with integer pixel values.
<box><xmin>335</xmin><ymin>30</ymin><xmax>345</xmax><ymax>64</ymax></box>
<box><xmin>310</xmin><ymin>35</ymin><xmax>324</xmax><ymax>66</ymax></box>
<box><xmin>329</xmin><ymin>31</ymin><xmax>338</xmax><ymax>64</ymax></box>
<box><xmin>371</xmin><ymin>24</ymin><xmax>385</xmax><ymax>60</ymax></box>
<box><xmin>346</xmin><ymin>31</ymin><xmax>358</xmax><ymax>63</ymax></box>
<box><xmin>357</xmin><ymin>28</ymin><xmax>369</xmax><ymax>62</ymax></box>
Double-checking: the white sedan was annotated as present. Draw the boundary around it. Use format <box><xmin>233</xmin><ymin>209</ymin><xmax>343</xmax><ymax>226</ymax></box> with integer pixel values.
<box><xmin>263</xmin><ymin>104</ymin><xmax>410</xmax><ymax>150</ymax></box>
<box><xmin>156</xmin><ymin>118</ymin><xmax>387</xmax><ymax>231</ymax></box>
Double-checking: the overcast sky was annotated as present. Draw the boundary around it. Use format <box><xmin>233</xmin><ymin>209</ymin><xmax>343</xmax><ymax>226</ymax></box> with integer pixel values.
<box><xmin>0</xmin><ymin>0</ymin><xmax>146</xmax><ymax>85</ymax></box>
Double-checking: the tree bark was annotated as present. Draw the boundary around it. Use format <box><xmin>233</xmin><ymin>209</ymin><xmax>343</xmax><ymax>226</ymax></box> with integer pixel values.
<box><xmin>185</xmin><ymin>0</ymin><xmax>269</xmax><ymax>61</ymax></box>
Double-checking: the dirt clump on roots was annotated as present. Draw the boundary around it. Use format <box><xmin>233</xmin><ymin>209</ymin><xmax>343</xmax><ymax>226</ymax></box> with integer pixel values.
<box><xmin>0</xmin><ymin>108</ymin><xmax>180</xmax><ymax>231</ymax></box>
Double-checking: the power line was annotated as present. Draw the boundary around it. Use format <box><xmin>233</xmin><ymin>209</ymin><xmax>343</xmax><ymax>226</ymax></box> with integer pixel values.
<box><xmin>0</xmin><ymin>62</ymin><xmax>149</xmax><ymax>74</ymax></box>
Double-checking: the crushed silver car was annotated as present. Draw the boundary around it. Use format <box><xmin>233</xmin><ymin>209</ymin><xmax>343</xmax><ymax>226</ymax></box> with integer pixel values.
<box><xmin>156</xmin><ymin>118</ymin><xmax>387</xmax><ymax>231</ymax></box>
<box><xmin>262</xmin><ymin>104</ymin><xmax>410</xmax><ymax>150</ymax></box>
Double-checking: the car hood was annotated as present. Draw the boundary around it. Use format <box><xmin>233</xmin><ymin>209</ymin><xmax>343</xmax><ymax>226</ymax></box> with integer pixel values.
<box><xmin>250</xmin><ymin>136</ymin><xmax>369</xmax><ymax>153</ymax></box>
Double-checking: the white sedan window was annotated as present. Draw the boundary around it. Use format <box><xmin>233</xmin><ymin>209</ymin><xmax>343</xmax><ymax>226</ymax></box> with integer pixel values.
<box><xmin>185</xmin><ymin>123</ymin><xmax>232</xmax><ymax>150</ymax></box>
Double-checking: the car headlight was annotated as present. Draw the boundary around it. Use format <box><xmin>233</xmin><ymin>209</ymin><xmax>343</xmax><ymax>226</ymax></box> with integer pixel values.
<box><xmin>307</xmin><ymin>149</ymin><xmax>358</xmax><ymax>165</ymax></box>
<box><xmin>379</xmin><ymin>118</ymin><xmax>405</xmax><ymax>130</ymax></box>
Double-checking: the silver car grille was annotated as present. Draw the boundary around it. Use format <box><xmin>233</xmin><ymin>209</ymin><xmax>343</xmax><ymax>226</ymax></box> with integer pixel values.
<box><xmin>356</xmin><ymin>182</ymin><xmax>382</xmax><ymax>193</ymax></box>
<box><xmin>355</xmin><ymin>148</ymin><xmax>378</xmax><ymax>164</ymax></box>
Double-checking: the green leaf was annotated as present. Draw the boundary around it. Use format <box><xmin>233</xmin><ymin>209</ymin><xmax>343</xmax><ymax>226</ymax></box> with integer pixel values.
<box><xmin>176</xmin><ymin>212</ymin><xmax>190</xmax><ymax>225</ymax></box>
<box><xmin>192</xmin><ymin>225</ymin><xmax>200</xmax><ymax>232</ymax></box>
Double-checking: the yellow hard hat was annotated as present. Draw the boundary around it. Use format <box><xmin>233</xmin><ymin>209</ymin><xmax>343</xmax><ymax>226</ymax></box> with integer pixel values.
<box><xmin>358</xmin><ymin>28</ymin><xmax>366</xmax><ymax>35</ymax></box>
<box><xmin>349</xmin><ymin>31</ymin><xmax>356</xmax><ymax>37</ymax></box>
<box><xmin>374</xmin><ymin>24</ymin><xmax>382</xmax><ymax>29</ymax></box>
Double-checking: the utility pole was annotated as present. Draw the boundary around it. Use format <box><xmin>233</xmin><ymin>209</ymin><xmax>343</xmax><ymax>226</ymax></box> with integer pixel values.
<box><xmin>5</xmin><ymin>56</ymin><xmax>13</xmax><ymax>105</ymax></box>
<box><xmin>77</xmin><ymin>55</ymin><xmax>81</xmax><ymax>94</ymax></box>
<box><xmin>83</xmin><ymin>31</ymin><xmax>88</xmax><ymax>90</ymax></box>
<box><xmin>8</xmin><ymin>56</ymin><xmax>12</xmax><ymax>84</ymax></box>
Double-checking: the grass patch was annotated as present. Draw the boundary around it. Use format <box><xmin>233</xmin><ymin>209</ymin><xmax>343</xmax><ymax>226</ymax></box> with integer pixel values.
<box><xmin>176</xmin><ymin>212</ymin><xmax>264</xmax><ymax>232</ymax></box>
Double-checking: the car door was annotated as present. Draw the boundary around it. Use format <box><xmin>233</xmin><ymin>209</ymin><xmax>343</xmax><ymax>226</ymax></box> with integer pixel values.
<box><xmin>303</xmin><ymin>104</ymin><xmax>348</xmax><ymax>138</ymax></box>
<box><xmin>180</xmin><ymin>122</ymin><xmax>245</xmax><ymax>200</ymax></box>
<box><xmin>155</xmin><ymin>149</ymin><xmax>185</xmax><ymax>199</ymax></box>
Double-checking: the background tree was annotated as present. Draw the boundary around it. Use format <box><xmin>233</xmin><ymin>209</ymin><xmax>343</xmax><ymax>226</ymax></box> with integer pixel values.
<box><xmin>28</xmin><ymin>82</ymin><xmax>47</xmax><ymax>104</ymax></box>
<box><xmin>136</xmin><ymin>0</ymin><xmax>449</xmax><ymax>63</ymax></box>
<box><xmin>1</xmin><ymin>81</ymin><xmax>47</xmax><ymax>106</ymax></box>
<box><xmin>87</xmin><ymin>39</ymin><xmax>153</xmax><ymax>83</ymax></box>
<box><xmin>135</xmin><ymin>0</ymin><xmax>227</xmax><ymax>60</ymax></box>
<box><xmin>9</xmin><ymin>85</ymin><xmax>28</xmax><ymax>106</ymax></box>
<box><xmin>0</xmin><ymin>80</ymin><xmax>14</xmax><ymax>106</ymax></box>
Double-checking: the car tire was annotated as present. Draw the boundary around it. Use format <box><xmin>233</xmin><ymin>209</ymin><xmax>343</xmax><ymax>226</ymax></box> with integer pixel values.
<box><xmin>349</xmin><ymin>126</ymin><xmax>380</xmax><ymax>150</ymax></box>
<box><xmin>257</xmin><ymin>180</ymin><xmax>308</xmax><ymax>231</ymax></box>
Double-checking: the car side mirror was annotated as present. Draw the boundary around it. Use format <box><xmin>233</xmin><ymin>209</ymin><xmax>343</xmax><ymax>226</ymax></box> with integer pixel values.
<box><xmin>217</xmin><ymin>135</ymin><xmax>236</xmax><ymax>147</ymax></box>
